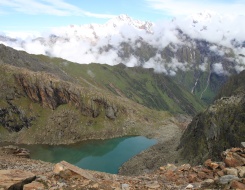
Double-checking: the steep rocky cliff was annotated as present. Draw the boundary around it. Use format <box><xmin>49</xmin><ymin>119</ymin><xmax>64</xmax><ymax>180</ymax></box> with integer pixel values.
<box><xmin>178</xmin><ymin>70</ymin><xmax>245</xmax><ymax>164</ymax></box>
<box><xmin>14</xmin><ymin>72</ymin><xmax>119</xmax><ymax>119</ymax></box>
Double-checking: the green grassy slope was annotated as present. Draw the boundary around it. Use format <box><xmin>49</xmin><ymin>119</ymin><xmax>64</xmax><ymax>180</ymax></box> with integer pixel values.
<box><xmin>36</xmin><ymin>55</ymin><xmax>205</xmax><ymax>115</ymax></box>
<box><xmin>0</xmin><ymin>64</ymin><xmax>171</xmax><ymax>144</ymax></box>
<box><xmin>172</xmin><ymin>69</ymin><xmax>227</xmax><ymax>105</ymax></box>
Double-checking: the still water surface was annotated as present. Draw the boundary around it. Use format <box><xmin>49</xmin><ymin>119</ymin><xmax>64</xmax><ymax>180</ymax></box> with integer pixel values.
<box><xmin>22</xmin><ymin>136</ymin><xmax>157</xmax><ymax>174</ymax></box>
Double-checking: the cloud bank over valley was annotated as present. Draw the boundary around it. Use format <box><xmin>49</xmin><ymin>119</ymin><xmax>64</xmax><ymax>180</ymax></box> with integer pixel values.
<box><xmin>1</xmin><ymin>12</ymin><xmax>245</xmax><ymax>75</ymax></box>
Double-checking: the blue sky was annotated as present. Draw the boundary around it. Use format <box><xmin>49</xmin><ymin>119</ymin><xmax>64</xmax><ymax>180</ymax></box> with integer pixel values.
<box><xmin>0</xmin><ymin>0</ymin><xmax>245</xmax><ymax>32</ymax></box>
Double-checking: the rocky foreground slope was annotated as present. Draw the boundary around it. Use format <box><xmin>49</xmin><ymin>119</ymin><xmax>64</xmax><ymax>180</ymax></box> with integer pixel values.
<box><xmin>0</xmin><ymin>145</ymin><xmax>244</xmax><ymax>189</ymax></box>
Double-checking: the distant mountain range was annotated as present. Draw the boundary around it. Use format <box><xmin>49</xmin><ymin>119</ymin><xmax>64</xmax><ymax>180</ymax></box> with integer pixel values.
<box><xmin>1</xmin><ymin>12</ymin><xmax>245</xmax><ymax>103</ymax></box>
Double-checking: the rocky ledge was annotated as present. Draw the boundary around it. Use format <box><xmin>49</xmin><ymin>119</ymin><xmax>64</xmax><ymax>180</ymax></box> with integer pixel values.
<box><xmin>0</xmin><ymin>145</ymin><xmax>244</xmax><ymax>190</ymax></box>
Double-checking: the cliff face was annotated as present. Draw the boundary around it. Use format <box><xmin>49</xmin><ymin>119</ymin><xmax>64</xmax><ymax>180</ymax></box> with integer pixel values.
<box><xmin>14</xmin><ymin>72</ymin><xmax>118</xmax><ymax>119</ymax></box>
<box><xmin>15</xmin><ymin>73</ymin><xmax>80</xmax><ymax>110</ymax></box>
<box><xmin>0</xmin><ymin>64</ymin><xmax>135</xmax><ymax>144</ymax></box>
<box><xmin>178</xmin><ymin>71</ymin><xmax>245</xmax><ymax>164</ymax></box>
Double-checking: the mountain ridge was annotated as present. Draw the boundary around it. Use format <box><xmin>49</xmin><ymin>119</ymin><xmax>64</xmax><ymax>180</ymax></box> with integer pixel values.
<box><xmin>0</xmin><ymin>44</ymin><xmax>204</xmax><ymax>144</ymax></box>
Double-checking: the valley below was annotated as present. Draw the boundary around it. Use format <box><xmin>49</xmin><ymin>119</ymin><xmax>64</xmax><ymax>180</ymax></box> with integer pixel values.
<box><xmin>0</xmin><ymin>22</ymin><xmax>245</xmax><ymax>188</ymax></box>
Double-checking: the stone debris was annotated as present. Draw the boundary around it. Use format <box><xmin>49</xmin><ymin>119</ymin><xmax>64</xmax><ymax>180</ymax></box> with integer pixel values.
<box><xmin>0</xmin><ymin>170</ymin><xmax>36</xmax><ymax>189</ymax></box>
<box><xmin>241</xmin><ymin>142</ymin><xmax>245</xmax><ymax>148</ymax></box>
<box><xmin>218</xmin><ymin>175</ymin><xmax>239</xmax><ymax>185</ymax></box>
<box><xmin>224</xmin><ymin>167</ymin><xmax>238</xmax><ymax>176</ymax></box>
<box><xmin>237</xmin><ymin>166</ymin><xmax>245</xmax><ymax>177</ymax></box>
<box><xmin>185</xmin><ymin>184</ymin><xmax>194</xmax><ymax>189</ymax></box>
<box><xmin>145</xmin><ymin>181</ymin><xmax>160</xmax><ymax>189</ymax></box>
<box><xmin>23</xmin><ymin>181</ymin><xmax>45</xmax><ymax>190</ymax></box>
<box><xmin>222</xmin><ymin>147</ymin><xmax>245</xmax><ymax>167</ymax></box>
<box><xmin>0</xmin><ymin>146</ymin><xmax>244</xmax><ymax>189</ymax></box>
<box><xmin>230</xmin><ymin>180</ymin><xmax>245</xmax><ymax>189</ymax></box>
<box><xmin>121</xmin><ymin>183</ymin><xmax>130</xmax><ymax>190</ymax></box>
<box><xmin>53</xmin><ymin>161</ymin><xmax>97</xmax><ymax>181</ymax></box>
<box><xmin>204</xmin><ymin>159</ymin><xmax>219</xmax><ymax>170</ymax></box>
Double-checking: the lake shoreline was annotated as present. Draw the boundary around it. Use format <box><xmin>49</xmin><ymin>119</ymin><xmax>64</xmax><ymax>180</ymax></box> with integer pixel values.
<box><xmin>18</xmin><ymin>136</ymin><xmax>156</xmax><ymax>174</ymax></box>
<box><xmin>119</xmin><ymin>115</ymin><xmax>191</xmax><ymax>175</ymax></box>
<box><xmin>0</xmin><ymin>114</ymin><xmax>191</xmax><ymax>176</ymax></box>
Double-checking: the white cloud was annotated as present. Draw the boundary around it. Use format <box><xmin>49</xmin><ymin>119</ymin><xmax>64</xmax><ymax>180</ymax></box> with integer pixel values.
<box><xmin>146</xmin><ymin>0</ymin><xmax>245</xmax><ymax>17</ymax></box>
<box><xmin>235</xmin><ymin>64</ymin><xmax>245</xmax><ymax>72</ymax></box>
<box><xmin>167</xmin><ymin>58</ymin><xmax>189</xmax><ymax>72</ymax></box>
<box><xmin>23</xmin><ymin>40</ymin><xmax>47</xmax><ymax>55</ymax></box>
<box><xmin>212</xmin><ymin>63</ymin><xmax>229</xmax><ymax>75</ymax></box>
<box><xmin>209</xmin><ymin>45</ymin><xmax>225</xmax><ymax>56</ymax></box>
<box><xmin>125</xmin><ymin>55</ymin><xmax>139</xmax><ymax>67</ymax></box>
<box><xmin>0</xmin><ymin>0</ymin><xmax>116</xmax><ymax>18</ymax></box>
<box><xmin>199</xmin><ymin>60</ymin><xmax>208</xmax><ymax>72</ymax></box>
<box><xmin>4</xmin><ymin>31</ymin><xmax>41</xmax><ymax>39</ymax></box>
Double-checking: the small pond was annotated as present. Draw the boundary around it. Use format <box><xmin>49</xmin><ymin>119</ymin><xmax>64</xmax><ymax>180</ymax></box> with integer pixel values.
<box><xmin>21</xmin><ymin>136</ymin><xmax>157</xmax><ymax>174</ymax></box>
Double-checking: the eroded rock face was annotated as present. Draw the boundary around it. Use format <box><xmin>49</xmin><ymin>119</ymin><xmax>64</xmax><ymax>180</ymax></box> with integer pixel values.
<box><xmin>14</xmin><ymin>73</ymin><xmax>119</xmax><ymax>120</ymax></box>
<box><xmin>15</xmin><ymin>73</ymin><xmax>81</xmax><ymax>110</ymax></box>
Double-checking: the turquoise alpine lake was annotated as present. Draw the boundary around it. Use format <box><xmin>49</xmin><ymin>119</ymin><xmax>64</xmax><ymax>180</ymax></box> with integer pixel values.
<box><xmin>22</xmin><ymin>136</ymin><xmax>157</xmax><ymax>174</ymax></box>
